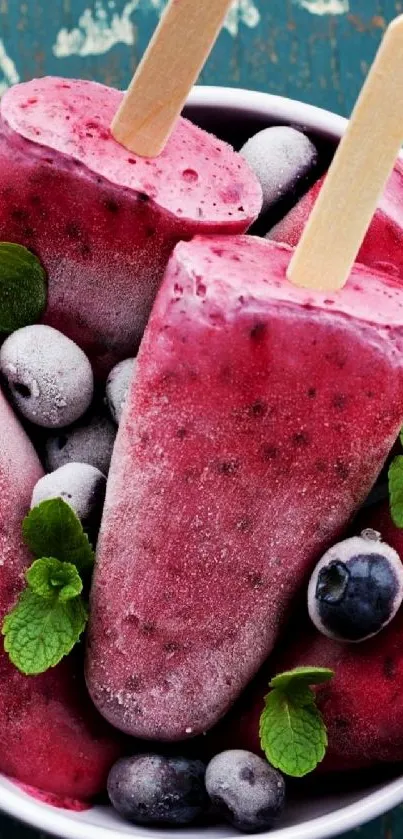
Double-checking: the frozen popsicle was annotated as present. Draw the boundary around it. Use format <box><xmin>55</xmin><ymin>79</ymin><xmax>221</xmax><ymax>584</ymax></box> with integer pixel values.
<box><xmin>88</xmin><ymin>234</ymin><xmax>403</xmax><ymax>740</ymax></box>
<box><xmin>0</xmin><ymin>387</ymin><xmax>122</xmax><ymax>801</ymax></box>
<box><xmin>0</xmin><ymin>0</ymin><xmax>261</xmax><ymax>376</ymax></box>
<box><xmin>269</xmin><ymin>162</ymin><xmax>403</xmax><ymax>282</ymax></box>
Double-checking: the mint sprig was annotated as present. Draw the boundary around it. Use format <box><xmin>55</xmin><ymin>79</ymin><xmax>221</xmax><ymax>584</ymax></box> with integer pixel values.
<box><xmin>0</xmin><ymin>243</ymin><xmax>47</xmax><ymax>334</ymax></box>
<box><xmin>259</xmin><ymin>666</ymin><xmax>334</xmax><ymax>777</ymax></box>
<box><xmin>2</xmin><ymin>499</ymin><xmax>93</xmax><ymax>676</ymax></box>
<box><xmin>389</xmin><ymin>456</ymin><xmax>403</xmax><ymax>528</ymax></box>
<box><xmin>26</xmin><ymin>558</ymin><xmax>83</xmax><ymax>601</ymax></box>
<box><xmin>23</xmin><ymin>498</ymin><xmax>94</xmax><ymax>574</ymax></box>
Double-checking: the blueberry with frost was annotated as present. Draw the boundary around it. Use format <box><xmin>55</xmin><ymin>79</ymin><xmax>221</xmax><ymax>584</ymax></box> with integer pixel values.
<box><xmin>205</xmin><ymin>750</ymin><xmax>285</xmax><ymax>833</ymax></box>
<box><xmin>0</xmin><ymin>324</ymin><xmax>93</xmax><ymax>428</ymax></box>
<box><xmin>106</xmin><ymin>357</ymin><xmax>136</xmax><ymax>424</ymax></box>
<box><xmin>44</xmin><ymin>413</ymin><xmax>116</xmax><ymax>475</ymax></box>
<box><xmin>31</xmin><ymin>462</ymin><xmax>106</xmax><ymax>531</ymax></box>
<box><xmin>107</xmin><ymin>754</ymin><xmax>208</xmax><ymax>826</ymax></box>
<box><xmin>308</xmin><ymin>529</ymin><xmax>403</xmax><ymax>642</ymax></box>
<box><xmin>240</xmin><ymin>127</ymin><xmax>318</xmax><ymax>214</ymax></box>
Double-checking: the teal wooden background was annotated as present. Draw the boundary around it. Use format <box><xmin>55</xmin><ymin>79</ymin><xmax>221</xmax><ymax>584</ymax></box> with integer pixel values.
<box><xmin>1</xmin><ymin>0</ymin><xmax>402</xmax><ymax>116</ymax></box>
<box><xmin>0</xmin><ymin>0</ymin><xmax>403</xmax><ymax>837</ymax></box>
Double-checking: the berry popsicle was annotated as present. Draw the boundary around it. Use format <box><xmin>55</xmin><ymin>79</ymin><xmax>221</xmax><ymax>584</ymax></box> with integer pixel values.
<box><xmin>87</xmin><ymin>234</ymin><xmax>403</xmax><ymax>740</ymax></box>
<box><xmin>87</xmin><ymin>15</ymin><xmax>403</xmax><ymax>740</ymax></box>
<box><xmin>0</xmin><ymin>387</ymin><xmax>121</xmax><ymax>801</ymax></box>
<box><xmin>0</xmin><ymin>76</ymin><xmax>260</xmax><ymax>377</ymax></box>
<box><xmin>0</xmin><ymin>0</ymin><xmax>260</xmax><ymax>378</ymax></box>
<box><xmin>269</xmin><ymin>163</ymin><xmax>403</xmax><ymax>283</ymax></box>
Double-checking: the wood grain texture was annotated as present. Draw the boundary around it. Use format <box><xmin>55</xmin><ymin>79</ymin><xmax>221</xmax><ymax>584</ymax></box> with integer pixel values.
<box><xmin>111</xmin><ymin>0</ymin><xmax>234</xmax><ymax>155</ymax></box>
<box><xmin>0</xmin><ymin>1</ymin><xmax>403</xmax><ymax>837</ymax></box>
<box><xmin>289</xmin><ymin>13</ymin><xmax>403</xmax><ymax>291</ymax></box>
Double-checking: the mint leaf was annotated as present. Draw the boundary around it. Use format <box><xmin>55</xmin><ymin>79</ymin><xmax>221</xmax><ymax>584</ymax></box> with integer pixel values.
<box><xmin>259</xmin><ymin>666</ymin><xmax>334</xmax><ymax>777</ymax></box>
<box><xmin>3</xmin><ymin>499</ymin><xmax>93</xmax><ymax>675</ymax></box>
<box><xmin>2</xmin><ymin>589</ymin><xmax>88</xmax><ymax>675</ymax></box>
<box><xmin>0</xmin><ymin>243</ymin><xmax>47</xmax><ymax>334</ymax></box>
<box><xmin>260</xmin><ymin>687</ymin><xmax>328</xmax><ymax>778</ymax></box>
<box><xmin>270</xmin><ymin>667</ymin><xmax>334</xmax><ymax>692</ymax></box>
<box><xmin>389</xmin><ymin>456</ymin><xmax>403</xmax><ymax>528</ymax></box>
<box><xmin>23</xmin><ymin>499</ymin><xmax>94</xmax><ymax>574</ymax></box>
<box><xmin>26</xmin><ymin>558</ymin><xmax>83</xmax><ymax>602</ymax></box>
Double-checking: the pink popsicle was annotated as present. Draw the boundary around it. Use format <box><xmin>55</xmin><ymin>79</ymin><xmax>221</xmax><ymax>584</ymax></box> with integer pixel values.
<box><xmin>269</xmin><ymin>161</ymin><xmax>403</xmax><ymax>281</ymax></box>
<box><xmin>0</xmin><ymin>387</ymin><xmax>121</xmax><ymax>801</ymax></box>
<box><xmin>87</xmin><ymin>235</ymin><xmax>403</xmax><ymax>740</ymax></box>
<box><xmin>0</xmin><ymin>77</ymin><xmax>262</xmax><ymax>376</ymax></box>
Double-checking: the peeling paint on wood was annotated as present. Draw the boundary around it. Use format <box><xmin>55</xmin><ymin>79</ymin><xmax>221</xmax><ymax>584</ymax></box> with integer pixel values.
<box><xmin>52</xmin><ymin>0</ymin><xmax>260</xmax><ymax>58</ymax></box>
<box><xmin>294</xmin><ymin>0</ymin><xmax>349</xmax><ymax>15</ymax></box>
<box><xmin>53</xmin><ymin>1</ymin><xmax>139</xmax><ymax>57</ymax></box>
<box><xmin>0</xmin><ymin>0</ymin><xmax>402</xmax><ymax>117</ymax></box>
<box><xmin>0</xmin><ymin>37</ymin><xmax>19</xmax><ymax>94</ymax></box>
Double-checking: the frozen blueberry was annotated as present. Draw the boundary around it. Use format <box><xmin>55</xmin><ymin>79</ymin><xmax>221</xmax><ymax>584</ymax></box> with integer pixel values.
<box><xmin>206</xmin><ymin>750</ymin><xmax>285</xmax><ymax>833</ymax></box>
<box><xmin>0</xmin><ymin>325</ymin><xmax>93</xmax><ymax>429</ymax></box>
<box><xmin>107</xmin><ymin>754</ymin><xmax>208</xmax><ymax>826</ymax></box>
<box><xmin>106</xmin><ymin>357</ymin><xmax>136</xmax><ymax>424</ymax></box>
<box><xmin>44</xmin><ymin>413</ymin><xmax>116</xmax><ymax>475</ymax></box>
<box><xmin>31</xmin><ymin>462</ymin><xmax>106</xmax><ymax>531</ymax></box>
<box><xmin>240</xmin><ymin>126</ymin><xmax>318</xmax><ymax>214</ymax></box>
<box><xmin>308</xmin><ymin>530</ymin><xmax>403</xmax><ymax>642</ymax></box>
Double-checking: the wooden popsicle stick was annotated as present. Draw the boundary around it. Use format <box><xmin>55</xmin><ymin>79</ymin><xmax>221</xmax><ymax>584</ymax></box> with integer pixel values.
<box><xmin>111</xmin><ymin>0</ymin><xmax>234</xmax><ymax>157</ymax></box>
<box><xmin>288</xmin><ymin>15</ymin><xmax>403</xmax><ymax>292</ymax></box>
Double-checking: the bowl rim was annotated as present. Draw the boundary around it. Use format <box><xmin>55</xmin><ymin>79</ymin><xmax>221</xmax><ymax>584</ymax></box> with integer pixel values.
<box><xmin>2</xmin><ymin>774</ymin><xmax>403</xmax><ymax>839</ymax></box>
<box><xmin>1</xmin><ymin>84</ymin><xmax>402</xmax><ymax>839</ymax></box>
<box><xmin>187</xmin><ymin>84</ymin><xmax>348</xmax><ymax>139</ymax></box>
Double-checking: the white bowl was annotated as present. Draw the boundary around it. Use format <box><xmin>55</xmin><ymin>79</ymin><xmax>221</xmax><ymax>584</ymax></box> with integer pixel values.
<box><xmin>2</xmin><ymin>86</ymin><xmax>403</xmax><ymax>839</ymax></box>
